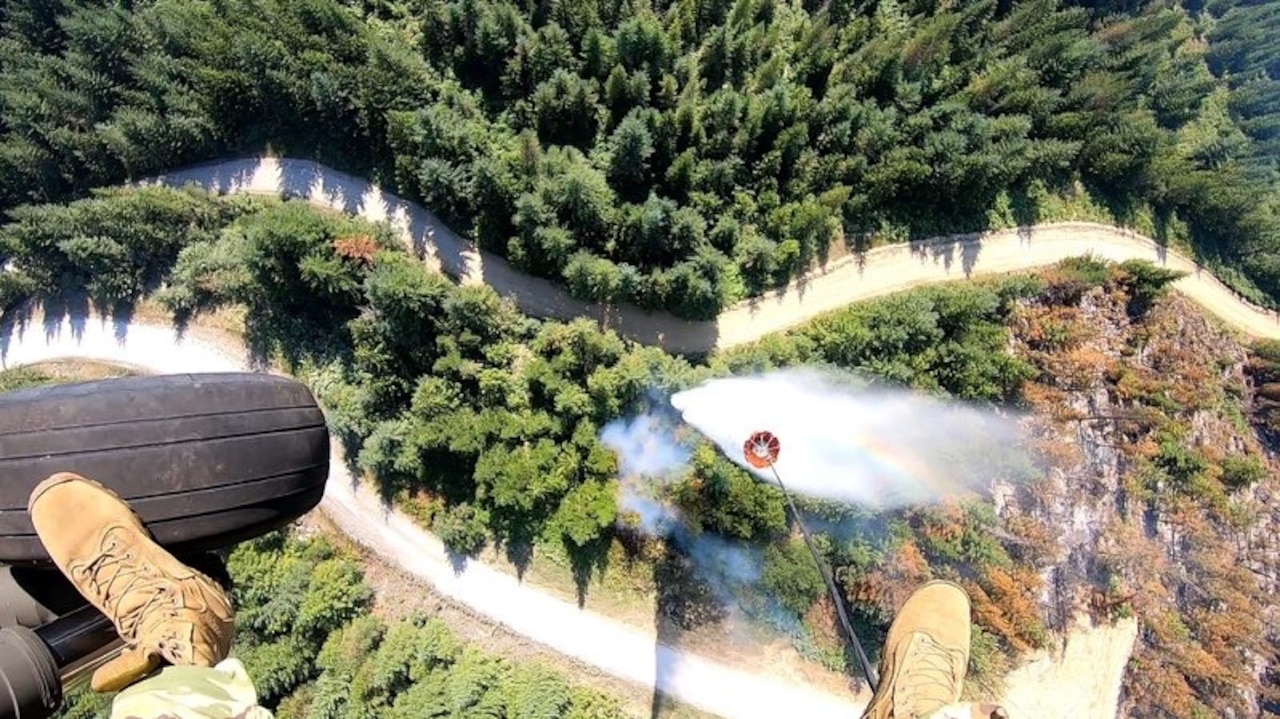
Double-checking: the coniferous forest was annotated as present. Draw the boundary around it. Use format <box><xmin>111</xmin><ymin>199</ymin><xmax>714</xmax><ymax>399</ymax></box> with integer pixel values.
<box><xmin>2</xmin><ymin>0</ymin><xmax>1279</xmax><ymax>717</ymax></box>
<box><xmin>9</xmin><ymin>185</ymin><xmax>1276</xmax><ymax>719</ymax></box>
<box><xmin>0</xmin><ymin>0</ymin><xmax>1278</xmax><ymax>318</ymax></box>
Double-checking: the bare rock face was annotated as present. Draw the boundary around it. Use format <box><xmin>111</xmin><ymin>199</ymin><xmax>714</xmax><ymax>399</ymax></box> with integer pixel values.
<box><xmin>995</xmin><ymin>279</ymin><xmax>1278</xmax><ymax>719</ymax></box>
<box><xmin>1000</xmin><ymin>613</ymin><xmax>1139</xmax><ymax>719</ymax></box>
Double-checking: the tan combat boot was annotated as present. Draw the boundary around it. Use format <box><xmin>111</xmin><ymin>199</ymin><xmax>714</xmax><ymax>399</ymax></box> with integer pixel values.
<box><xmin>28</xmin><ymin>472</ymin><xmax>235</xmax><ymax>693</ymax></box>
<box><xmin>862</xmin><ymin>580</ymin><xmax>1008</xmax><ymax>719</ymax></box>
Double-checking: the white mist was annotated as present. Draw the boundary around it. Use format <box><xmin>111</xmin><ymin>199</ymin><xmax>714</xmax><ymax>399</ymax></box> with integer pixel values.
<box><xmin>668</xmin><ymin>367</ymin><xmax>1027</xmax><ymax>509</ymax></box>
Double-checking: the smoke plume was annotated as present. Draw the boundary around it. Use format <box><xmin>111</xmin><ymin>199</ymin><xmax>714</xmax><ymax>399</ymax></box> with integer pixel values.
<box><xmin>668</xmin><ymin>366</ymin><xmax>1028</xmax><ymax>509</ymax></box>
<box><xmin>599</xmin><ymin>367</ymin><xmax>1031</xmax><ymax>642</ymax></box>
<box><xmin>601</xmin><ymin>365</ymin><xmax>1032</xmax><ymax>539</ymax></box>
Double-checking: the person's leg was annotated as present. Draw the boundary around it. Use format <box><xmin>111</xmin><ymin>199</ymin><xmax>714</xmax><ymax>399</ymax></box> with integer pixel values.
<box><xmin>108</xmin><ymin>658</ymin><xmax>273</xmax><ymax>719</ymax></box>
<box><xmin>860</xmin><ymin>580</ymin><xmax>1009</xmax><ymax>719</ymax></box>
<box><xmin>28</xmin><ymin>472</ymin><xmax>273</xmax><ymax>718</ymax></box>
<box><xmin>921</xmin><ymin>702</ymin><xmax>1009</xmax><ymax>719</ymax></box>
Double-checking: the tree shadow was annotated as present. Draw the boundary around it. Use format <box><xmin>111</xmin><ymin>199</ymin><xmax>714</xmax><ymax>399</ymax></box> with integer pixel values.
<box><xmin>0</xmin><ymin>272</ymin><xmax>200</xmax><ymax>369</ymax></box>
<box><xmin>1081</xmin><ymin>178</ymin><xmax>1144</xmax><ymax>230</ymax></box>
<box><xmin>491</xmin><ymin>510</ymin><xmax>538</xmax><ymax>582</ymax></box>
<box><xmin>1008</xmin><ymin>184</ymin><xmax>1044</xmax><ymax>233</ymax></box>
<box><xmin>107</xmin><ymin>299</ymin><xmax>136</xmax><ymax>343</ymax></box>
<box><xmin>237</xmin><ymin>309</ymin><xmax>357</xmax><ymax>375</ymax></box>
<box><xmin>40</xmin><ymin>291</ymin><xmax>90</xmax><ymax>342</ymax></box>
<box><xmin>0</xmin><ymin>290</ymin><xmax>144</xmax><ymax>356</ymax></box>
<box><xmin>317</xmin><ymin>411</ymin><xmax>366</xmax><ymax>483</ymax></box>
<box><xmin>149</xmin><ymin>158</ymin><xmax>260</xmax><ymax>198</ymax></box>
<box><xmin>1149</xmin><ymin>205</ymin><xmax>1179</xmax><ymax>253</ymax></box>
<box><xmin>504</xmin><ymin>540</ymin><xmax>534</xmax><ymax>582</ymax></box>
<box><xmin>650</xmin><ymin>543</ymin><xmax>689</xmax><ymax>719</ymax></box>
<box><xmin>566</xmin><ymin>535</ymin><xmax>611</xmax><ymax>608</ymax></box>
<box><xmin>845</xmin><ymin>604</ymin><xmax>885</xmax><ymax>683</ymax></box>
<box><xmin>446</xmin><ymin>548</ymin><xmax>469</xmax><ymax>575</ymax></box>
<box><xmin>0</xmin><ymin>292</ymin><xmax>130</xmax><ymax>368</ymax></box>
<box><xmin>648</xmin><ymin>538</ymin><xmax>730</xmax><ymax>719</ymax></box>
<box><xmin>0</xmin><ymin>300</ymin><xmax>38</xmax><ymax>364</ymax></box>
<box><xmin>908</xmin><ymin>232</ymin><xmax>984</xmax><ymax>279</ymax></box>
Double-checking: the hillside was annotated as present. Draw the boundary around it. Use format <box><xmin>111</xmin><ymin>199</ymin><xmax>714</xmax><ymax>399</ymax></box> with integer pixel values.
<box><xmin>1</xmin><ymin>0</ymin><xmax>1278</xmax><ymax>714</ymax></box>
<box><xmin>675</xmin><ymin>255</ymin><xmax>1279</xmax><ymax>717</ymax></box>
<box><xmin>0</xmin><ymin>0</ymin><xmax>1278</xmax><ymax>317</ymax></box>
<box><xmin>2</xmin><ymin>184</ymin><xmax>1277</xmax><ymax>717</ymax></box>
<box><xmin>995</xmin><ymin>263</ymin><xmax>1279</xmax><ymax>716</ymax></box>
<box><xmin>12</xmin><ymin>269</ymin><xmax>1269</xmax><ymax>716</ymax></box>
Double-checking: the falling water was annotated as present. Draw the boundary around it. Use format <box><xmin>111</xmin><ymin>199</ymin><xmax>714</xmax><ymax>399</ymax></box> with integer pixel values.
<box><xmin>662</xmin><ymin>367</ymin><xmax>1029</xmax><ymax>509</ymax></box>
<box><xmin>599</xmin><ymin>367</ymin><xmax>1032</xmax><ymax>645</ymax></box>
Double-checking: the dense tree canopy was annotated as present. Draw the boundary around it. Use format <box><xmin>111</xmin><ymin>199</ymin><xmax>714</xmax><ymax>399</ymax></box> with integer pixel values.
<box><xmin>47</xmin><ymin>532</ymin><xmax>632</xmax><ymax>719</ymax></box>
<box><xmin>0</xmin><ymin>186</ymin><xmax>260</xmax><ymax>311</ymax></box>
<box><xmin>1</xmin><ymin>0</ymin><xmax>1279</xmax><ymax>316</ymax></box>
<box><xmin>4</xmin><ymin>187</ymin><xmax>1273</xmax><ymax>717</ymax></box>
<box><xmin>5</xmin><ymin>0</ymin><xmax>1279</xmax><ymax>708</ymax></box>
<box><xmin>1204</xmin><ymin>0</ymin><xmax>1280</xmax><ymax>185</ymax></box>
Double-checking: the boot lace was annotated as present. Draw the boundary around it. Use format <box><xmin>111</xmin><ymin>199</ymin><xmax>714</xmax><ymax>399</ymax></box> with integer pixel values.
<box><xmin>70</xmin><ymin>526</ymin><xmax>180</xmax><ymax>642</ymax></box>
<box><xmin>893</xmin><ymin>632</ymin><xmax>966</xmax><ymax>718</ymax></box>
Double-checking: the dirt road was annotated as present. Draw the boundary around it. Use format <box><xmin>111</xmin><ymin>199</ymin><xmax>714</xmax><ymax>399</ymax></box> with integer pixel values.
<box><xmin>0</xmin><ymin>312</ymin><xmax>1145</xmax><ymax>719</ymax></box>
<box><xmin>147</xmin><ymin>157</ymin><xmax>1280</xmax><ymax>352</ymax></box>
<box><xmin>7</xmin><ymin>156</ymin><xmax>1253</xmax><ymax>718</ymax></box>
<box><xmin>0</xmin><ymin>314</ymin><xmax>864</xmax><ymax>719</ymax></box>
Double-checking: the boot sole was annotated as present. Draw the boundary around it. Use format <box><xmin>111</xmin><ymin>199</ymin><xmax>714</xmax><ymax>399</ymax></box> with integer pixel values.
<box><xmin>29</xmin><ymin>472</ymin><xmax>135</xmax><ymax>519</ymax></box>
<box><xmin>862</xmin><ymin>579</ymin><xmax>973</xmax><ymax>719</ymax></box>
<box><xmin>917</xmin><ymin>579</ymin><xmax>970</xmax><ymax>598</ymax></box>
<box><xmin>28</xmin><ymin>472</ymin><xmax>226</xmax><ymax>602</ymax></box>
<box><xmin>29</xmin><ymin>473</ymin><xmax>188</xmax><ymax>575</ymax></box>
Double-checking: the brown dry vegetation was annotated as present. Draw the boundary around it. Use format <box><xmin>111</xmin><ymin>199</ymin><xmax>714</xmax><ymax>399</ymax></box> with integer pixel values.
<box><xmin>1003</xmin><ymin>272</ymin><xmax>1278</xmax><ymax>718</ymax></box>
<box><xmin>332</xmin><ymin>235</ymin><xmax>381</xmax><ymax>264</ymax></box>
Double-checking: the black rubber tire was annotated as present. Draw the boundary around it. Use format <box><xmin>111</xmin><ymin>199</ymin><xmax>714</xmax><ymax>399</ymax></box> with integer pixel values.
<box><xmin>0</xmin><ymin>626</ymin><xmax>61</xmax><ymax>719</ymax></box>
<box><xmin>0</xmin><ymin>373</ymin><xmax>330</xmax><ymax>565</ymax></box>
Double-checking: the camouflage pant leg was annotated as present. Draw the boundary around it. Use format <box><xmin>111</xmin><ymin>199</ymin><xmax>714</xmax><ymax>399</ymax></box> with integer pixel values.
<box><xmin>109</xmin><ymin>659</ymin><xmax>273</xmax><ymax>719</ymax></box>
<box><xmin>924</xmin><ymin>703</ymin><xmax>1005</xmax><ymax>719</ymax></box>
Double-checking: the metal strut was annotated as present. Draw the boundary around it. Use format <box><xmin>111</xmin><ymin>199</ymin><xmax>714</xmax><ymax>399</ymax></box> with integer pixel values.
<box><xmin>766</xmin><ymin>463</ymin><xmax>880</xmax><ymax>693</ymax></box>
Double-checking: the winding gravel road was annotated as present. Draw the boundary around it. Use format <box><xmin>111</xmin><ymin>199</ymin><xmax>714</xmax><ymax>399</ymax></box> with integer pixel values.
<box><xmin>146</xmin><ymin>157</ymin><xmax>1280</xmax><ymax>352</ymax></box>
<box><xmin>4</xmin><ymin>156</ymin><xmax>1276</xmax><ymax>719</ymax></box>
<box><xmin>0</xmin><ymin>315</ymin><xmax>865</xmax><ymax>719</ymax></box>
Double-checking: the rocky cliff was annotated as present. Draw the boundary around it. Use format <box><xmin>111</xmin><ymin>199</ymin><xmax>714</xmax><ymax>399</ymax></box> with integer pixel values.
<box><xmin>995</xmin><ymin>261</ymin><xmax>1278</xmax><ymax>718</ymax></box>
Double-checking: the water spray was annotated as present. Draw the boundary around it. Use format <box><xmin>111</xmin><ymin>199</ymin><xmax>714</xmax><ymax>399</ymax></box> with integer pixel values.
<box><xmin>742</xmin><ymin>431</ymin><xmax>880</xmax><ymax>693</ymax></box>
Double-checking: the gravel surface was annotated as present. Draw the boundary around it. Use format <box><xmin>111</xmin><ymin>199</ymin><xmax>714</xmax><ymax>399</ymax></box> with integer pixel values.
<box><xmin>146</xmin><ymin>157</ymin><xmax>1280</xmax><ymax>353</ymax></box>
<box><xmin>6</xmin><ymin>156</ymin><xmax>1265</xmax><ymax>718</ymax></box>
<box><xmin>0</xmin><ymin>313</ymin><xmax>864</xmax><ymax>719</ymax></box>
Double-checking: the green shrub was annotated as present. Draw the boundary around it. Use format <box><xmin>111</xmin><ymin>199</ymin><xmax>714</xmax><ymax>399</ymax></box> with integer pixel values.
<box><xmin>1116</xmin><ymin>260</ymin><xmax>1187</xmax><ymax>303</ymax></box>
<box><xmin>1252</xmin><ymin>340</ymin><xmax>1280</xmax><ymax>366</ymax></box>
<box><xmin>1155</xmin><ymin>436</ymin><xmax>1209</xmax><ymax>492</ymax></box>
<box><xmin>1057</xmin><ymin>255</ymin><xmax>1113</xmax><ymax>287</ymax></box>
<box><xmin>761</xmin><ymin>539</ymin><xmax>826</xmax><ymax>616</ymax></box>
<box><xmin>965</xmin><ymin>624</ymin><xmax>1011</xmax><ymax>699</ymax></box>
<box><xmin>0</xmin><ymin>269</ymin><xmax>35</xmax><ymax>311</ymax></box>
<box><xmin>0</xmin><ymin>367</ymin><xmax>53</xmax><ymax>393</ymax></box>
<box><xmin>1219</xmin><ymin>455</ymin><xmax>1269</xmax><ymax>490</ymax></box>
<box><xmin>435</xmin><ymin>503</ymin><xmax>491</xmax><ymax>556</ymax></box>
